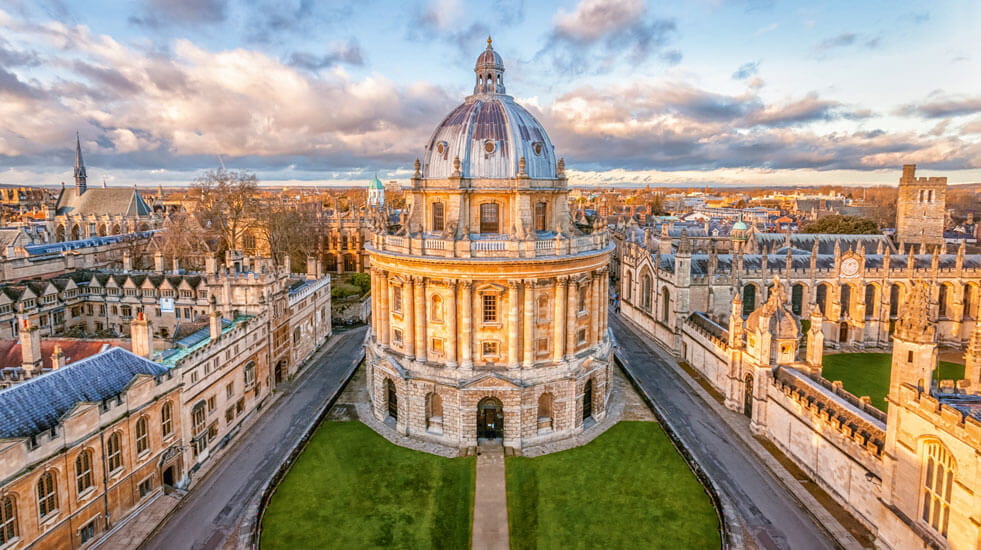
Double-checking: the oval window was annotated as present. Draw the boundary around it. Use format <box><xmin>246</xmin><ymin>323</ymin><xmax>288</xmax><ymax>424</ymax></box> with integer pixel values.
<box><xmin>484</xmin><ymin>140</ymin><xmax>496</xmax><ymax>154</ymax></box>
<box><xmin>436</xmin><ymin>142</ymin><xmax>447</xmax><ymax>155</ymax></box>
<box><xmin>533</xmin><ymin>142</ymin><xmax>543</xmax><ymax>156</ymax></box>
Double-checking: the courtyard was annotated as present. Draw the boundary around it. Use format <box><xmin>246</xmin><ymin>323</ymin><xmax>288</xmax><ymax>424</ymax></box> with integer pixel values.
<box><xmin>822</xmin><ymin>353</ymin><xmax>965</xmax><ymax>411</ymax></box>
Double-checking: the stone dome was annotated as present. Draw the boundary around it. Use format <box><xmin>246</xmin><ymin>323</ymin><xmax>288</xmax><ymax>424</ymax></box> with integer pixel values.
<box><xmin>421</xmin><ymin>39</ymin><xmax>557</xmax><ymax>180</ymax></box>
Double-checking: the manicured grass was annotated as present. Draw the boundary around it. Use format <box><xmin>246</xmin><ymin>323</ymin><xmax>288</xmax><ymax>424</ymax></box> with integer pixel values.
<box><xmin>506</xmin><ymin>422</ymin><xmax>721</xmax><ymax>550</ymax></box>
<box><xmin>822</xmin><ymin>353</ymin><xmax>965</xmax><ymax>411</ymax></box>
<box><xmin>261</xmin><ymin>421</ymin><xmax>475</xmax><ymax>549</ymax></box>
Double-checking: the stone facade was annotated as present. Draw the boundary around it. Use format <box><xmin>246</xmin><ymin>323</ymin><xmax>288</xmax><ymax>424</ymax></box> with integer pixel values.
<box><xmin>365</xmin><ymin>41</ymin><xmax>613</xmax><ymax>451</ymax></box>
<box><xmin>896</xmin><ymin>164</ymin><xmax>947</xmax><ymax>248</ymax></box>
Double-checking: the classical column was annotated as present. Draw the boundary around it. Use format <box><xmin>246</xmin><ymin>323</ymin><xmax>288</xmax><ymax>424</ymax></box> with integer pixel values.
<box><xmin>508</xmin><ymin>280</ymin><xmax>520</xmax><ymax>367</ymax></box>
<box><xmin>590</xmin><ymin>272</ymin><xmax>600</xmax><ymax>345</ymax></box>
<box><xmin>370</xmin><ymin>269</ymin><xmax>379</xmax><ymax>339</ymax></box>
<box><xmin>600</xmin><ymin>270</ymin><xmax>609</xmax><ymax>341</ymax></box>
<box><xmin>553</xmin><ymin>278</ymin><xmax>567</xmax><ymax>363</ymax></box>
<box><xmin>566</xmin><ymin>278</ymin><xmax>578</xmax><ymax>358</ymax></box>
<box><xmin>447</xmin><ymin>281</ymin><xmax>458</xmax><ymax>367</ymax></box>
<box><xmin>414</xmin><ymin>276</ymin><xmax>427</xmax><ymax>363</ymax></box>
<box><xmin>380</xmin><ymin>272</ymin><xmax>390</xmax><ymax>346</ymax></box>
<box><xmin>460</xmin><ymin>281</ymin><xmax>473</xmax><ymax>368</ymax></box>
<box><xmin>404</xmin><ymin>277</ymin><xmax>415</xmax><ymax>359</ymax></box>
<box><xmin>522</xmin><ymin>279</ymin><xmax>534</xmax><ymax>367</ymax></box>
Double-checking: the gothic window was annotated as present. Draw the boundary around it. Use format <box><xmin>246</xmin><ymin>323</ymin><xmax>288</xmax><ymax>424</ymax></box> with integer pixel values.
<box><xmin>938</xmin><ymin>284</ymin><xmax>949</xmax><ymax>318</ymax></box>
<box><xmin>537</xmin><ymin>295</ymin><xmax>549</xmax><ymax>322</ymax></box>
<box><xmin>965</xmin><ymin>285</ymin><xmax>976</xmax><ymax>318</ymax></box>
<box><xmin>0</xmin><ymin>496</ymin><xmax>16</xmax><ymax>544</ymax></box>
<box><xmin>432</xmin><ymin>202</ymin><xmax>445</xmax><ymax>232</ymax></box>
<box><xmin>482</xmin><ymin>295</ymin><xmax>498</xmax><ymax>324</ymax></box>
<box><xmin>479</xmin><ymin>203</ymin><xmax>500</xmax><ymax>233</ymax></box>
<box><xmin>641</xmin><ymin>272</ymin><xmax>652</xmax><ymax>311</ymax></box>
<box><xmin>386</xmin><ymin>379</ymin><xmax>398</xmax><ymax>420</ymax></box>
<box><xmin>107</xmin><ymin>433</ymin><xmax>123</xmax><ymax>472</ymax></box>
<box><xmin>75</xmin><ymin>451</ymin><xmax>93</xmax><ymax>494</ymax></box>
<box><xmin>816</xmin><ymin>284</ymin><xmax>828</xmax><ymax>316</ymax></box>
<box><xmin>161</xmin><ymin>402</ymin><xmax>174</xmax><ymax>438</ymax></box>
<box><xmin>135</xmin><ymin>417</ymin><xmax>149</xmax><ymax>454</ymax></box>
<box><xmin>890</xmin><ymin>284</ymin><xmax>901</xmax><ymax>317</ymax></box>
<box><xmin>36</xmin><ymin>472</ymin><xmax>57</xmax><ymax>518</ymax></box>
<box><xmin>841</xmin><ymin>285</ymin><xmax>852</xmax><ymax>317</ymax></box>
<box><xmin>430</xmin><ymin>294</ymin><xmax>443</xmax><ymax>323</ymax></box>
<box><xmin>392</xmin><ymin>286</ymin><xmax>403</xmax><ymax>315</ymax></box>
<box><xmin>921</xmin><ymin>441</ymin><xmax>954</xmax><ymax>537</ymax></box>
<box><xmin>865</xmin><ymin>284</ymin><xmax>877</xmax><ymax>318</ymax></box>
<box><xmin>791</xmin><ymin>284</ymin><xmax>804</xmax><ymax>316</ymax></box>
<box><xmin>661</xmin><ymin>287</ymin><xmax>671</xmax><ymax>322</ymax></box>
<box><xmin>535</xmin><ymin>202</ymin><xmax>547</xmax><ymax>232</ymax></box>
<box><xmin>192</xmin><ymin>403</ymin><xmax>206</xmax><ymax>436</ymax></box>
<box><xmin>742</xmin><ymin>285</ymin><xmax>756</xmax><ymax>317</ymax></box>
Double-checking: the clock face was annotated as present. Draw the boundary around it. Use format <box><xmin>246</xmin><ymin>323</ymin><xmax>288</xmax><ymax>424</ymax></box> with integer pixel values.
<box><xmin>841</xmin><ymin>258</ymin><xmax>860</xmax><ymax>277</ymax></box>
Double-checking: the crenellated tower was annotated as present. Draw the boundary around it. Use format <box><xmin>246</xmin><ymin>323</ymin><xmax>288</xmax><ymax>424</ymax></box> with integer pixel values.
<box><xmin>895</xmin><ymin>164</ymin><xmax>946</xmax><ymax>248</ymax></box>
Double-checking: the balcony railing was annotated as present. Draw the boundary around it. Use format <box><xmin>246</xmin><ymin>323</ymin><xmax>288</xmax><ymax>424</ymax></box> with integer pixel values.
<box><xmin>370</xmin><ymin>232</ymin><xmax>610</xmax><ymax>260</ymax></box>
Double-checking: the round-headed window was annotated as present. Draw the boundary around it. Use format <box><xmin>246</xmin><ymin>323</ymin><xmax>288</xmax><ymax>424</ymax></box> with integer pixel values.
<box><xmin>484</xmin><ymin>140</ymin><xmax>496</xmax><ymax>154</ymax></box>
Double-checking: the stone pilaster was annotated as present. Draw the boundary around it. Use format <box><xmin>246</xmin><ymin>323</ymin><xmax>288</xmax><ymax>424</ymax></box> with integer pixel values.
<box><xmin>553</xmin><ymin>278</ymin><xmax>567</xmax><ymax>363</ymax></box>
<box><xmin>414</xmin><ymin>276</ymin><xmax>427</xmax><ymax>363</ymax></box>
<box><xmin>405</xmin><ymin>277</ymin><xmax>415</xmax><ymax>359</ymax></box>
<box><xmin>522</xmin><ymin>279</ymin><xmax>534</xmax><ymax>367</ymax></box>
<box><xmin>460</xmin><ymin>281</ymin><xmax>473</xmax><ymax>369</ymax></box>
<box><xmin>447</xmin><ymin>280</ymin><xmax>458</xmax><ymax>367</ymax></box>
<box><xmin>508</xmin><ymin>280</ymin><xmax>520</xmax><ymax>367</ymax></box>
<box><xmin>566</xmin><ymin>278</ymin><xmax>578</xmax><ymax>358</ymax></box>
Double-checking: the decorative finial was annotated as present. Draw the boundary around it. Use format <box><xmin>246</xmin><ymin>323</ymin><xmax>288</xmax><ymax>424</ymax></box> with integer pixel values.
<box><xmin>487</xmin><ymin>36</ymin><xmax>493</xmax><ymax>48</ymax></box>
<box><xmin>557</xmin><ymin>157</ymin><xmax>565</xmax><ymax>176</ymax></box>
<box><xmin>518</xmin><ymin>156</ymin><xmax>526</xmax><ymax>176</ymax></box>
<box><xmin>413</xmin><ymin>158</ymin><xmax>421</xmax><ymax>177</ymax></box>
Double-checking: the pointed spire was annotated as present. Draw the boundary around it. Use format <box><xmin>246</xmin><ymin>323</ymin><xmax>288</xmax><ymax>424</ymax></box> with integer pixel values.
<box><xmin>73</xmin><ymin>132</ymin><xmax>87</xmax><ymax>194</ymax></box>
<box><xmin>894</xmin><ymin>282</ymin><xmax>935</xmax><ymax>344</ymax></box>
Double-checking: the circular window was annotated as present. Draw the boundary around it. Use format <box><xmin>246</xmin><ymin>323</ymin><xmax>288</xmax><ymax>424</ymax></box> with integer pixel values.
<box><xmin>484</xmin><ymin>140</ymin><xmax>496</xmax><ymax>154</ymax></box>
<box><xmin>533</xmin><ymin>142</ymin><xmax>543</xmax><ymax>156</ymax></box>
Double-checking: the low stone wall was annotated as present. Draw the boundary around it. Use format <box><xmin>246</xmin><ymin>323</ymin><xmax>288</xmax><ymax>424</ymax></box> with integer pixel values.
<box><xmin>331</xmin><ymin>294</ymin><xmax>370</xmax><ymax>324</ymax></box>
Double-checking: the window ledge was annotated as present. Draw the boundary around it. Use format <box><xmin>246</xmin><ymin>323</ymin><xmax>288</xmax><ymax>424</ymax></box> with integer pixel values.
<box><xmin>137</xmin><ymin>449</ymin><xmax>151</xmax><ymax>461</ymax></box>
<box><xmin>77</xmin><ymin>486</ymin><xmax>97</xmax><ymax>502</ymax></box>
<box><xmin>108</xmin><ymin>466</ymin><xmax>125</xmax><ymax>478</ymax></box>
<box><xmin>39</xmin><ymin>510</ymin><xmax>61</xmax><ymax>526</ymax></box>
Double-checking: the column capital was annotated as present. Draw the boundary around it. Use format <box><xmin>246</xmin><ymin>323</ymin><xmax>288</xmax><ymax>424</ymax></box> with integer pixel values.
<box><xmin>460</xmin><ymin>280</ymin><xmax>473</xmax><ymax>290</ymax></box>
<box><xmin>556</xmin><ymin>276</ymin><xmax>570</xmax><ymax>287</ymax></box>
<box><xmin>508</xmin><ymin>280</ymin><xmax>519</xmax><ymax>289</ymax></box>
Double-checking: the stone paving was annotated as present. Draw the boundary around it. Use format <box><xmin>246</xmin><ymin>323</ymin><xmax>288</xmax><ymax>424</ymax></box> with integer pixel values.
<box><xmin>91</xmin><ymin>492</ymin><xmax>181</xmax><ymax>550</ymax></box>
<box><xmin>472</xmin><ymin>440</ymin><xmax>509</xmax><ymax>550</ymax></box>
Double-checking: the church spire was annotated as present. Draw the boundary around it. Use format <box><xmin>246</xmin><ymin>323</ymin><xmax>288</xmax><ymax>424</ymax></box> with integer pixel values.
<box><xmin>73</xmin><ymin>132</ymin><xmax>87</xmax><ymax>195</ymax></box>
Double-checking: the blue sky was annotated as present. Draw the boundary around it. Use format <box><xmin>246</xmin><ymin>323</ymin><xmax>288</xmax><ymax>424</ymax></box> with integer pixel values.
<box><xmin>0</xmin><ymin>0</ymin><xmax>979</xmax><ymax>187</ymax></box>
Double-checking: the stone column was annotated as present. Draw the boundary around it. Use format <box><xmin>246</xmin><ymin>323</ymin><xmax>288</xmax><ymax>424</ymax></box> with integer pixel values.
<box><xmin>404</xmin><ymin>278</ymin><xmax>415</xmax><ymax>359</ymax></box>
<box><xmin>460</xmin><ymin>281</ymin><xmax>473</xmax><ymax>368</ymax></box>
<box><xmin>522</xmin><ymin>280</ymin><xmax>534</xmax><ymax>367</ymax></box>
<box><xmin>601</xmin><ymin>270</ymin><xmax>609</xmax><ymax>341</ymax></box>
<box><xmin>590</xmin><ymin>272</ymin><xmax>600</xmax><ymax>345</ymax></box>
<box><xmin>447</xmin><ymin>281</ymin><xmax>458</xmax><ymax>367</ymax></box>
<box><xmin>553</xmin><ymin>278</ymin><xmax>567</xmax><ymax>363</ymax></box>
<box><xmin>566</xmin><ymin>278</ymin><xmax>578</xmax><ymax>358</ymax></box>
<box><xmin>380</xmin><ymin>272</ymin><xmax>390</xmax><ymax>346</ymax></box>
<box><xmin>414</xmin><ymin>276</ymin><xmax>427</xmax><ymax>363</ymax></box>
<box><xmin>508</xmin><ymin>280</ymin><xmax>520</xmax><ymax>367</ymax></box>
<box><xmin>370</xmin><ymin>269</ymin><xmax>379</xmax><ymax>339</ymax></box>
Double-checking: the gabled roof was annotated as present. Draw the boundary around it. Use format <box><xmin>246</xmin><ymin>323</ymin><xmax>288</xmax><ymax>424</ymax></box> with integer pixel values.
<box><xmin>0</xmin><ymin>347</ymin><xmax>168</xmax><ymax>439</ymax></box>
<box><xmin>54</xmin><ymin>187</ymin><xmax>151</xmax><ymax>217</ymax></box>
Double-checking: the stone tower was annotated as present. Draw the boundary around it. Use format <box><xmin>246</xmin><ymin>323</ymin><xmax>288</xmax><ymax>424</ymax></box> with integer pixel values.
<box><xmin>365</xmin><ymin>39</ymin><xmax>613</xmax><ymax>451</ymax></box>
<box><xmin>895</xmin><ymin>164</ymin><xmax>946</xmax><ymax>248</ymax></box>
<box><xmin>888</xmin><ymin>282</ymin><xmax>938</xmax><ymax>397</ymax></box>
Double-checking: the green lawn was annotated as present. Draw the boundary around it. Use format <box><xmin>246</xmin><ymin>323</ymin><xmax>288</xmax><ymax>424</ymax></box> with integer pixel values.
<box><xmin>506</xmin><ymin>422</ymin><xmax>721</xmax><ymax>550</ymax></box>
<box><xmin>822</xmin><ymin>353</ymin><xmax>965</xmax><ymax>411</ymax></box>
<box><xmin>260</xmin><ymin>421</ymin><xmax>475</xmax><ymax>550</ymax></box>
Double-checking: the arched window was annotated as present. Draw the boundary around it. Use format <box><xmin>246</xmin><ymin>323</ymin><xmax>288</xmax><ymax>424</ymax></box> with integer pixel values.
<box><xmin>75</xmin><ymin>451</ymin><xmax>93</xmax><ymax>494</ymax></box>
<box><xmin>386</xmin><ymin>379</ymin><xmax>398</xmax><ymax>420</ymax></box>
<box><xmin>425</xmin><ymin>392</ymin><xmax>442</xmax><ymax>432</ymax></box>
<box><xmin>326</xmin><ymin>254</ymin><xmax>337</xmax><ymax>272</ymax></box>
<box><xmin>107</xmin><ymin>433</ymin><xmax>123</xmax><ymax>472</ymax></box>
<box><xmin>938</xmin><ymin>284</ymin><xmax>949</xmax><ymax>317</ymax></box>
<box><xmin>641</xmin><ymin>272</ymin><xmax>652</xmax><ymax>311</ymax></box>
<box><xmin>432</xmin><ymin>202</ymin><xmax>445</xmax><ymax>232</ymax></box>
<box><xmin>479</xmin><ymin>203</ymin><xmax>500</xmax><ymax>233</ymax></box>
<box><xmin>161</xmin><ymin>402</ymin><xmax>173</xmax><ymax>438</ymax></box>
<box><xmin>965</xmin><ymin>285</ymin><xmax>976</xmax><ymax>318</ymax></box>
<box><xmin>582</xmin><ymin>380</ymin><xmax>594</xmax><ymax>421</ymax></box>
<box><xmin>135</xmin><ymin>417</ymin><xmax>149</xmax><ymax>454</ymax></box>
<box><xmin>36</xmin><ymin>472</ymin><xmax>57</xmax><ymax>518</ymax></box>
<box><xmin>922</xmin><ymin>441</ymin><xmax>955</xmax><ymax>537</ymax></box>
<box><xmin>0</xmin><ymin>495</ymin><xmax>16</xmax><ymax>544</ymax></box>
<box><xmin>537</xmin><ymin>295</ymin><xmax>549</xmax><ymax>322</ymax></box>
<box><xmin>578</xmin><ymin>285</ymin><xmax>588</xmax><ymax>313</ymax></box>
<box><xmin>661</xmin><ymin>287</ymin><xmax>670</xmax><ymax>322</ymax></box>
<box><xmin>535</xmin><ymin>202</ymin><xmax>547</xmax><ymax>232</ymax></box>
<box><xmin>841</xmin><ymin>285</ymin><xmax>852</xmax><ymax>317</ymax></box>
<box><xmin>791</xmin><ymin>284</ymin><xmax>804</xmax><ymax>316</ymax></box>
<box><xmin>816</xmin><ymin>284</ymin><xmax>828</xmax><ymax>315</ymax></box>
<box><xmin>430</xmin><ymin>294</ymin><xmax>443</xmax><ymax>323</ymax></box>
<box><xmin>865</xmin><ymin>284</ymin><xmax>877</xmax><ymax>318</ymax></box>
<box><xmin>890</xmin><ymin>284</ymin><xmax>901</xmax><ymax>317</ymax></box>
<box><xmin>742</xmin><ymin>285</ymin><xmax>756</xmax><ymax>317</ymax></box>
<box><xmin>538</xmin><ymin>393</ymin><xmax>554</xmax><ymax>431</ymax></box>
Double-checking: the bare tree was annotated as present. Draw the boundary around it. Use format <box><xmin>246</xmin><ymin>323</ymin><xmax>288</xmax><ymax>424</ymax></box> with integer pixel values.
<box><xmin>256</xmin><ymin>201</ymin><xmax>318</xmax><ymax>269</ymax></box>
<box><xmin>190</xmin><ymin>169</ymin><xmax>259</xmax><ymax>255</ymax></box>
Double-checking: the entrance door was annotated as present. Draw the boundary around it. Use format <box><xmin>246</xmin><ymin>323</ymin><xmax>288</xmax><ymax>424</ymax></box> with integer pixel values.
<box><xmin>582</xmin><ymin>380</ymin><xmax>594</xmax><ymax>422</ymax></box>
<box><xmin>386</xmin><ymin>379</ymin><xmax>398</xmax><ymax>420</ymax></box>
<box><xmin>743</xmin><ymin>374</ymin><xmax>754</xmax><ymax>418</ymax></box>
<box><xmin>477</xmin><ymin>397</ymin><xmax>503</xmax><ymax>439</ymax></box>
<box><xmin>839</xmin><ymin>322</ymin><xmax>849</xmax><ymax>344</ymax></box>
<box><xmin>163</xmin><ymin>466</ymin><xmax>174</xmax><ymax>487</ymax></box>
<box><xmin>274</xmin><ymin>360</ymin><xmax>285</xmax><ymax>385</ymax></box>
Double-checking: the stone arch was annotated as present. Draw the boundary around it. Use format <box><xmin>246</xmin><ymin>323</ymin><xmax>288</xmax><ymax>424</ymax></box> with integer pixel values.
<box><xmin>477</xmin><ymin>396</ymin><xmax>503</xmax><ymax>439</ymax></box>
<box><xmin>640</xmin><ymin>268</ymin><xmax>653</xmax><ymax>311</ymax></box>
<box><xmin>742</xmin><ymin>283</ymin><xmax>758</xmax><ymax>317</ymax></box>
<box><xmin>55</xmin><ymin>224</ymin><xmax>65</xmax><ymax>242</ymax></box>
<box><xmin>938</xmin><ymin>282</ymin><xmax>954</xmax><ymax>318</ymax></box>
<box><xmin>864</xmin><ymin>283</ymin><xmax>879</xmax><ymax>319</ymax></box>
<box><xmin>841</xmin><ymin>283</ymin><xmax>855</xmax><ymax>319</ymax></box>
<box><xmin>964</xmin><ymin>283</ymin><xmax>978</xmax><ymax>319</ymax></box>
<box><xmin>889</xmin><ymin>282</ymin><xmax>904</xmax><ymax>317</ymax></box>
<box><xmin>70</xmin><ymin>224</ymin><xmax>80</xmax><ymax>241</ymax></box>
<box><xmin>816</xmin><ymin>282</ymin><xmax>831</xmax><ymax>316</ymax></box>
<box><xmin>97</xmin><ymin>223</ymin><xmax>107</xmax><ymax>237</ymax></box>
<box><xmin>660</xmin><ymin>286</ymin><xmax>670</xmax><ymax>322</ymax></box>
<box><xmin>430</xmin><ymin>294</ymin><xmax>443</xmax><ymax>323</ymax></box>
<box><xmin>537</xmin><ymin>392</ymin><xmax>554</xmax><ymax>433</ymax></box>
<box><xmin>582</xmin><ymin>379</ymin><xmax>594</xmax><ymax>422</ymax></box>
<box><xmin>791</xmin><ymin>283</ymin><xmax>806</xmax><ymax>316</ymax></box>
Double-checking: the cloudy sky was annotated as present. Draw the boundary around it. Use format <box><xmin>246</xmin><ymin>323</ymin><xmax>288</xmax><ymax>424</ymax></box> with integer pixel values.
<box><xmin>0</xmin><ymin>0</ymin><xmax>979</xmax><ymax>188</ymax></box>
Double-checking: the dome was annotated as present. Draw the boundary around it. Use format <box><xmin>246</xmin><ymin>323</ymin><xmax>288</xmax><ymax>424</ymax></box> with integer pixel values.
<box><xmin>422</xmin><ymin>39</ymin><xmax>557</xmax><ymax>180</ymax></box>
<box><xmin>732</xmin><ymin>221</ymin><xmax>748</xmax><ymax>231</ymax></box>
<box><xmin>369</xmin><ymin>175</ymin><xmax>384</xmax><ymax>189</ymax></box>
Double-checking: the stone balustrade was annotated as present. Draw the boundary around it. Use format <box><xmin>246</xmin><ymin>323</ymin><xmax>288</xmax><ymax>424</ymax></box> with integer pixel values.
<box><xmin>370</xmin><ymin>231</ymin><xmax>610</xmax><ymax>260</ymax></box>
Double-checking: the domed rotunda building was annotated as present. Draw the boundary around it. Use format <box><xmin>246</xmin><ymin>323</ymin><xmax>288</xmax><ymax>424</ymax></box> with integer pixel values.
<box><xmin>365</xmin><ymin>39</ymin><xmax>614</xmax><ymax>450</ymax></box>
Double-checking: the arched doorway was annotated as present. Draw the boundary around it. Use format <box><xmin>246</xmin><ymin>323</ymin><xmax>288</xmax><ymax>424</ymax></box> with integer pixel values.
<box><xmin>476</xmin><ymin>397</ymin><xmax>503</xmax><ymax>439</ymax></box>
<box><xmin>163</xmin><ymin>466</ymin><xmax>175</xmax><ymax>487</ymax></box>
<box><xmin>839</xmin><ymin>322</ymin><xmax>849</xmax><ymax>343</ymax></box>
<box><xmin>274</xmin><ymin>359</ymin><xmax>287</xmax><ymax>385</ymax></box>
<box><xmin>743</xmin><ymin>374</ymin><xmax>754</xmax><ymax>418</ymax></box>
<box><xmin>583</xmin><ymin>380</ymin><xmax>594</xmax><ymax>422</ymax></box>
<box><xmin>386</xmin><ymin>379</ymin><xmax>398</xmax><ymax>421</ymax></box>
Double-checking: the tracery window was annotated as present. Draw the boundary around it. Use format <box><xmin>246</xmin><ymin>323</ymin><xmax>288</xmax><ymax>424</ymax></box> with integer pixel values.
<box><xmin>921</xmin><ymin>441</ymin><xmax>955</xmax><ymax>537</ymax></box>
<box><xmin>641</xmin><ymin>273</ymin><xmax>652</xmax><ymax>311</ymax></box>
<box><xmin>75</xmin><ymin>451</ymin><xmax>93</xmax><ymax>494</ymax></box>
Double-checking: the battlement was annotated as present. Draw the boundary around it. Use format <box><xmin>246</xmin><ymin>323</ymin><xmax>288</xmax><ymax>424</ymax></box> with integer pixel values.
<box><xmin>899</xmin><ymin>164</ymin><xmax>947</xmax><ymax>186</ymax></box>
<box><xmin>894</xmin><ymin>384</ymin><xmax>981</xmax><ymax>448</ymax></box>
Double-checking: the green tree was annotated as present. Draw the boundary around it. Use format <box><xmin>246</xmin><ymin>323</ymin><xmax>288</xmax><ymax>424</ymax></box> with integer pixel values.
<box><xmin>801</xmin><ymin>215</ymin><xmax>879</xmax><ymax>234</ymax></box>
<box><xmin>350</xmin><ymin>272</ymin><xmax>371</xmax><ymax>295</ymax></box>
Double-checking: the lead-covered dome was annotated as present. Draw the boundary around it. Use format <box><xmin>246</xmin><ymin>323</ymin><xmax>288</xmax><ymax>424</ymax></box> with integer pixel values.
<box><xmin>422</xmin><ymin>38</ymin><xmax>557</xmax><ymax>180</ymax></box>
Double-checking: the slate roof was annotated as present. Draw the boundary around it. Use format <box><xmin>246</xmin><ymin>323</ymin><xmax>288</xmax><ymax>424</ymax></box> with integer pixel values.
<box><xmin>54</xmin><ymin>187</ymin><xmax>151</xmax><ymax>217</ymax></box>
<box><xmin>754</xmin><ymin>233</ymin><xmax>891</xmax><ymax>254</ymax></box>
<box><xmin>937</xmin><ymin>394</ymin><xmax>981</xmax><ymax>422</ymax></box>
<box><xmin>0</xmin><ymin>347</ymin><xmax>168</xmax><ymax>439</ymax></box>
<box><xmin>23</xmin><ymin>231</ymin><xmax>155</xmax><ymax>256</ymax></box>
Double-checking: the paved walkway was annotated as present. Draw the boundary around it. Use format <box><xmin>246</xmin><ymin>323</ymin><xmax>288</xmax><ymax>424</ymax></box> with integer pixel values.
<box><xmin>612</xmin><ymin>314</ymin><xmax>844</xmax><ymax>550</ymax></box>
<box><xmin>140</xmin><ymin>326</ymin><xmax>368</xmax><ymax>550</ymax></box>
<box><xmin>472</xmin><ymin>441</ymin><xmax>509</xmax><ymax>550</ymax></box>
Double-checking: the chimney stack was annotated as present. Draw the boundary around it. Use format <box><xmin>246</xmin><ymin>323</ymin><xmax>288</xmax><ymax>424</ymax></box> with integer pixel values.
<box><xmin>172</xmin><ymin>256</ymin><xmax>180</xmax><ymax>274</ymax></box>
<box><xmin>154</xmin><ymin>251</ymin><xmax>164</xmax><ymax>272</ymax></box>
<box><xmin>19</xmin><ymin>317</ymin><xmax>42</xmax><ymax>376</ymax></box>
<box><xmin>209</xmin><ymin>296</ymin><xmax>222</xmax><ymax>340</ymax></box>
<box><xmin>205</xmin><ymin>255</ymin><xmax>218</xmax><ymax>277</ymax></box>
<box><xmin>122</xmin><ymin>250</ymin><xmax>132</xmax><ymax>272</ymax></box>
<box><xmin>51</xmin><ymin>345</ymin><xmax>66</xmax><ymax>370</ymax></box>
<box><xmin>130</xmin><ymin>312</ymin><xmax>154</xmax><ymax>359</ymax></box>
<box><xmin>306</xmin><ymin>255</ymin><xmax>317</xmax><ymax>280</ymax></box>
